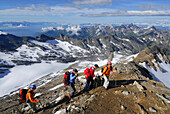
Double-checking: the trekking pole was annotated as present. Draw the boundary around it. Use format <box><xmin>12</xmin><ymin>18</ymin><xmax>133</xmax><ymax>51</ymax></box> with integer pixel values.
<box><xmin>115</xmin><ymin>67</ymin><xmax>117</xmax><ymax>88</ymax></box>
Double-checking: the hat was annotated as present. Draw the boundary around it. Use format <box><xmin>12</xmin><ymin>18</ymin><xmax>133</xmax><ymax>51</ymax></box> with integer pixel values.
<box><xmin>94</xmin><ymin>64</ymin><xmax>99</xmax><ymax>68</ymax></box>
<box><xmin>107</xmin><ymin>61</ymin><xmax>112</xmax><ymax>65</ymax></box>
<box><xmin>73</xmin><ymin>68</ymin><xmax>78</xmax><ymax>73</ymax></box>
<box><xmin>30</xmin><ymin>85</ymin><xmax>36</xmax><ymax>89</ymax></box>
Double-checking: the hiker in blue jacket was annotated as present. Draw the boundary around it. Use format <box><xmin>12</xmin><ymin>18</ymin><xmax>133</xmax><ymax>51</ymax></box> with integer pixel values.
<box><xmin>68</xmin><ymin>68</ymin><xmax>78</xmax><ymax>99</ymax></box>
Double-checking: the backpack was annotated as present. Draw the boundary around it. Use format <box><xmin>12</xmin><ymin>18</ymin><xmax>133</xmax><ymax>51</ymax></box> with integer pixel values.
<box><xmin>101</xmin><ymin>65</ymin><xmax>107</xmax><ymax>74</ymax></box>
<box><xmin>63</xmin><ymin>71</ymin><xmax>70</xmax><ymax>86</ymax></box>
<box><xmin>101</xmin><ymin>65</ymin><xmax>112</xmax><ymax>74</ymax></box>
<box><xmin>19</xmin><ymin>89</ymin><xmax>28</xmax><ymax>103</ymax></box>
<box><xmin>84</xmin><ymin>68</ymin><xmax>90</xmax><ymax>79</ymax></box>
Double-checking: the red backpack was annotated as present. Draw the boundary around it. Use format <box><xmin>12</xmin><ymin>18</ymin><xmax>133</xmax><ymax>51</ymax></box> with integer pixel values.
<box><xmin>19</xmin><ymin>89</ymin><xmax>28</xmax><ymax>103</ymax></box>
<box><xmin>84</xmin><ymin>68</ymin><xmax>90</xmax><ymax>79</ymax></box>
<box><xmin>63</xmin><ymin>71</ymin><xmax>70</xmax><ymax>86</ymax></box>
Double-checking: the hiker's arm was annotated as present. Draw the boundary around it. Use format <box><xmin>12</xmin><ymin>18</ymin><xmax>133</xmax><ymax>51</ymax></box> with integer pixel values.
<box><xmin>112</xmin><ymin>69</ymin><xmax>117</xmax><ymax>72</ymax></box>
<box><xmin>70</xmin><ymin>73</ymin><xmax>76</xmax><ymax>80</ymax></box>
<box><xmin>112</xmin><ymin>68</ymin><xmax>120</xmax><ymax>73</ymax></box>
<box><xmin>27</xmin><ymin>93</ymin><xmax>39</xmax><ymax>103</ymax></box>
<box><xmin>90</xmin><ymin>68</ymin><xmax>95</xmax><ymax>77</ymax></box>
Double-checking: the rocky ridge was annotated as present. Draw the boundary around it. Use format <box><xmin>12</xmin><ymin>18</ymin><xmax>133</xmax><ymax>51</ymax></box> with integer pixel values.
<box><xmin>0</xmin><ymin>46</ymin><xmax>169</xmax><ymax>114</ymax></box>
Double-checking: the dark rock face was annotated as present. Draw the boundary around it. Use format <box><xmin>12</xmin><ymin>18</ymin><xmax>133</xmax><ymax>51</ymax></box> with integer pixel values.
<box><xmin>0</xmin><ymin>34</ymin><xmax>34</xmax><ymax>51</ymax></box>
<box><xmin>36</xmin><ymin>34</ymin><xmax>55</xmax><ymax>42</ymax></box>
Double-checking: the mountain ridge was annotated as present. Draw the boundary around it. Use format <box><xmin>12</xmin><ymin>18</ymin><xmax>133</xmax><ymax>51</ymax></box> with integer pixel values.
<box><xmin>0</xmin><ymin>46</ymin><xmax>169</xmax><ymax>114</ymax></box>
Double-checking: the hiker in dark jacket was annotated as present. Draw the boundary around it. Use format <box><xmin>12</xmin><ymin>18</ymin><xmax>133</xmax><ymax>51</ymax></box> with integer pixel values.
<box><xmin>84</xmin><ymin>64</ymin><xmax>99</xmax><ymax>92</ymax></box>
<box><xmin>68</xmin><ymin>68</ymin><xmax>78</xmax><ymax>99</ymax></box>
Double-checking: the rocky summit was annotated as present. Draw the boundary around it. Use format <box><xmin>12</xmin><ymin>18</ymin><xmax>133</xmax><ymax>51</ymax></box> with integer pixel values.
<box><xmin>0</xmin><ymin>46</ymin><xmax>169</xmax><ymax>114</ymax></box>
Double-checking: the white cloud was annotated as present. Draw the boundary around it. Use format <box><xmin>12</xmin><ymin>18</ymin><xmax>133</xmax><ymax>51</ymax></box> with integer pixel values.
<box><xmin>0</xmin><ymin>4</ymin><xmax>52</xmax><ymax>16</ymax></box>
<box><xmin>137</xmin><ymin>4</ymin><xmax>170</xmax><ymax>10</ymax></box>
<box><xmin>81</xmin><ymin>10</ymin><xmax>170</xmax><ymax>17</ymax></box>
<box><xmin>42</xmin><ymin>26</ymin><xmax>56</xmax><ymax>32</ymax></box>
<box><xmin>73</xmin><ymin>0</ymin><xmax>112</xmax><ymax>6</ymax></box>
<box><xmin>0</xmin><ymin>4</ymin><xmax>170</xmax><ymax>18</ymax></box>
<box><xmin>3</xmin><ymin>24</ymin><xmax>27</xmax><ymax>28</ymax></box>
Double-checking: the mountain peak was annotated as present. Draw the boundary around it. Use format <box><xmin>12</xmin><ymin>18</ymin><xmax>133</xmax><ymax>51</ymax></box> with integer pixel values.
<box><xmin>146</xmin><ymin>25</ymin><xmax>157</xmax><ymax>30</ymax></box>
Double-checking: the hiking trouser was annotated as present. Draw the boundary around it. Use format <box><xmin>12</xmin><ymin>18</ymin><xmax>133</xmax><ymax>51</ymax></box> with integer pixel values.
<box><xmin>84</xmin><ymin>76</ymin><xmax>94</xmax><ymax>91</ymax></box>
<box><xmin>27</xmin><ymin>102</ymin><xmax>37</xmax><ymax>112</ymax></box>
<box><xmin>69</xmin><ymin>83</ymin><xmax>76</xmax><ymax>98</ymax></box>
<box><xmin>94</xmin><ymin>76</ymin><xmax>102</xmax><ymax>88</ymax></box>
<box><xmin>103</xmin><ymin>76</ymin><xmax>109</xmax><ymax>89</ymax></box>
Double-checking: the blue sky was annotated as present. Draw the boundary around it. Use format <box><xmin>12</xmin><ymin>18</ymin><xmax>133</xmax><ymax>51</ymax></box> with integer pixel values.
<box><xmin>0</xmin><ymin>0</ymin><xmax>170</xmax><ymax>25</ymax></box>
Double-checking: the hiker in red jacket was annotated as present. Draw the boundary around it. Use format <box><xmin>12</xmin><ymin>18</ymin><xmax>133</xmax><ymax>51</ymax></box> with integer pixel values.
<box><xmin>84</xmin><ymin>64</ymin><xmax>99</xmax><ymax>92</ymax></box>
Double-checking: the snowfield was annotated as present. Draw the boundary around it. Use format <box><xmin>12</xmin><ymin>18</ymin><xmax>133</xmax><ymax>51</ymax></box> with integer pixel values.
<box><xmin>0</xmin><ymin>61</ymin><xmax>72</xmax><ymax>97</ymax></box>
<box><xmin>139</xmin><ymin>55</ymin><xmax>170</xmax><ymax>88</ymax></box>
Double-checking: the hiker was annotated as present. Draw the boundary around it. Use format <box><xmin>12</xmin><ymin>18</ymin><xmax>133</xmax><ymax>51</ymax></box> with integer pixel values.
<box><xmin>84</xmin><ymin>64</ymin><xmax>99</xmax><ymax>92</ymax></box>
<box><xmin>25</xmin><ymin>85</ymin><xmax>39</xmax><ymax>112</ymax></box>
<box><xmin>68</xmin><ymin>68</ymin><xmax>78</xmax><ymax>99</ymax></box>
<box><xmin>102</xmin><ymin>61</ymin><xmax>118</xmax><ymax>90</ymax></box>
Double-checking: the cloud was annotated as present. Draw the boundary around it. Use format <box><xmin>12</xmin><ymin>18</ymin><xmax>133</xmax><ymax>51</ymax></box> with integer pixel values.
<box><xmin>0</xmin><ymin>4</ymin><xmax>114</xmax><ymax>16</ymax></box>
<box><xmin>80</xmin><ymin>10</ymin><xmax>170</xmax><ymax>17</ymax></box>
<box><xmin>137</xmin><ymin>4</ymin><xmax>170</xmax><ymax>10</ymax></box>
<box><xmin>73</xmin><ymin>0</ymin><xmax>112</xmax><ymax>6</ymax></box>
<box><xmin>0</xmin><ymin>4</ymin><xmax>170</xmax><ymax>18</ymax></box>
<box><xmin>3</xmin><ymin>24</ymin><xmax>27</xmax><ymax>28</ymax></box>
<box><xmin>137</xmin><ymin>4</ymin><xmax>157</xmax><ymax>10</ymax></box>
<box><xmin>0</xmin><ymin>4</ymin><xmax>52</xmax><ymax>15</ymax></box>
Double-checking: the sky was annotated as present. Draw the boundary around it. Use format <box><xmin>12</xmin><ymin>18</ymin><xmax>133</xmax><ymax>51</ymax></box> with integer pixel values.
<box><xmin>0</xmin><ymin>0</ymin><xmax>170</xmax><ymax>25</ymax></box>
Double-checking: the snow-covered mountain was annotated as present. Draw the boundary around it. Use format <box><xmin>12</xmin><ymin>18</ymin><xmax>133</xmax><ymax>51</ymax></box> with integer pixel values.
<box><xmin>0</xmin><ymin>45</ymin><xmax>169</xmax><ymax>114</ymax></box>
<box><xmin>0</xmin><ymin>25</ymin><xmax>170</xmax><ymax>99</ymax></box>
<box><xmin>0</xmin><ymin>24</ymin><xmax>170</xmax><ymax>66</ymax></box>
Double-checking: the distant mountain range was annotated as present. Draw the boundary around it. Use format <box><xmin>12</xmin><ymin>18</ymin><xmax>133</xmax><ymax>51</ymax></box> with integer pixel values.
<box><xmin>40</xmin><ymin>24</ymin><xmax>170</xmax><ymax>56</ymax></box>
<box><xmin>0</xmin><ymin>24</ymin><xmax>169</xmax><ymax>68</ymax></box>
<box><xmin>0</xmin><ymin>22</ymin><xmax>170</xmax><ymax>37</ymax></box>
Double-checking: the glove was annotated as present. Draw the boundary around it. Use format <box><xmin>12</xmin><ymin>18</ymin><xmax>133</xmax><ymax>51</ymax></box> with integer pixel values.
<box><xmin>35</xmin><ymin>100</ymin><xmax>39</xmax><ymax>103</ymax></box>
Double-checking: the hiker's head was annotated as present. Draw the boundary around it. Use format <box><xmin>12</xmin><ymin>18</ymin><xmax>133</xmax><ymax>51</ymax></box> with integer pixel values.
<box><xmin>107</xmin><ymin>61</ymin><xmax>112</xmax><ymax>66</ymax></box>
<box><xmin>94</xmin><ymin>64</ymin><xmax>99</xmax><ymax>69</ymax></box>
<box><xmin>73</xmin><ymin>68</ymin><xmax>78</xmax><ymax>74</ymax></box>
<box><xmin>30</xmin><ymin>85</ymin><xmax>36</xmax><ymax>90</ymax></box>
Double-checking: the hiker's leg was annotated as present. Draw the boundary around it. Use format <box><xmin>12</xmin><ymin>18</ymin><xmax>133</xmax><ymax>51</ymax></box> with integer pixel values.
<box><xmin>30</xmin><ymin>102</ymin><xmax>37</xmax><ymax>112</ymax></box>
<box><xmin>90</xmin><ymin>77</ymin><xmax>94</xmax><ymax>90</ymax></box>
<box><xmin>84</xmin><ymin>79</ymin><xmax>90</xmax><ymax>91</ymax></box>
<box><xmin>26</xmin><ymin>102</ymin><xmax>32</xmax><ymax>109</ymax></box>
<box><xmin>69</xmin><ymin>83</ymin><xmax>76</xmax><ymax>98</ymax></box>
<box><xmin>98</xmin><ymin>76</ymin><xmax>101</xmax><ymax>87</ymax></box>
<box><xmin>22</xmin><ymin>103</ymin><xmax>31</xmax><ymax>112</ymax></box>
<box><xmin>26</xmin><ymin>102</ymin><xmax>36</xmax><ymax>112</ymax></box>
<box><xmin>103</xmin><ymin>76</ymin><xmax>109</xmax><ymax>89</ymax></box>
<box><xmin>107</xmin><ymin>76</ymin><xmax>110</xmax><ymax>88</ymax></box>
<box><xmin>101</xmin><ymin>77</ymin><xmax>104</xmax><ymax>86</ymax></box>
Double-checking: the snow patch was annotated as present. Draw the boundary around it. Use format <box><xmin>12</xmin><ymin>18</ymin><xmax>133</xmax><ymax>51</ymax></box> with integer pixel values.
<box><xmin>139</xmin><ymin>58</ymin><xmax>170</xmax><ymax>88</ymax></box>
<box><xmin>0</xmin><ymin>31</ymin><xmax>7</xmax><ymax>35</ymax></box>
<box><xmin>48</xmin><ymin>83</ymin><xmax>64</xmax><ymax>91</ymax></box>
<box><xmin>0</xmin><ymin>61</ymin><xmax>71</xmax><ymax>97</ymax></box>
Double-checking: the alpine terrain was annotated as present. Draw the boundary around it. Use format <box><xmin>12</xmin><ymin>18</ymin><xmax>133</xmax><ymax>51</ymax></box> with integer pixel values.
<box><xmin>0</xmin><ymin>24</ymin><xmax>169</xmax><ymax>114</ymax></box>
